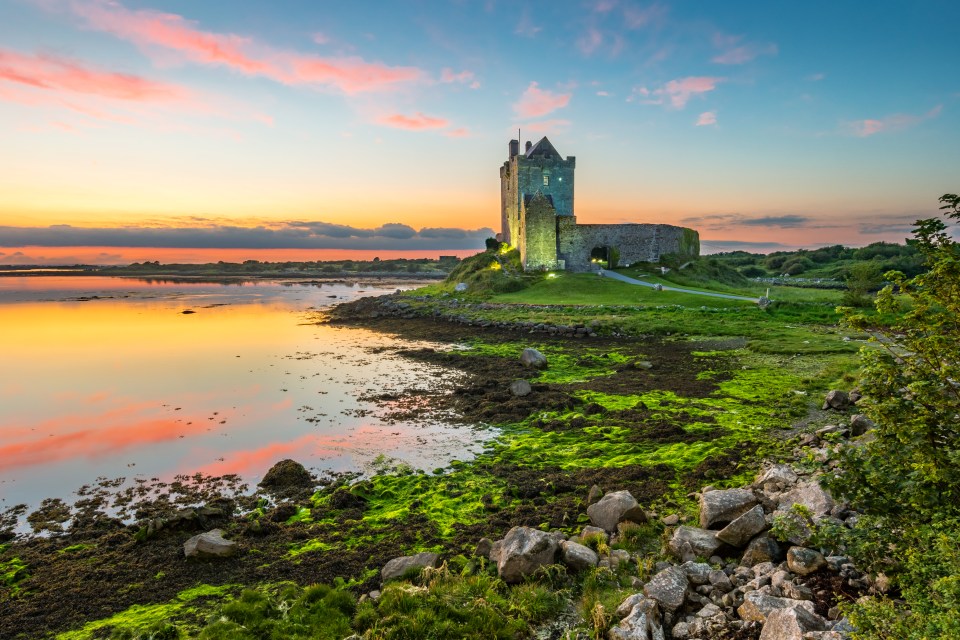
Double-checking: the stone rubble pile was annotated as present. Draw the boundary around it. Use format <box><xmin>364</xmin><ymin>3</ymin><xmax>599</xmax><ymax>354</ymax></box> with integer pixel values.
<box><xmin>368</xmin><ymin>388</ymin><xmax>877</xmax><ymax>639</ymax></box>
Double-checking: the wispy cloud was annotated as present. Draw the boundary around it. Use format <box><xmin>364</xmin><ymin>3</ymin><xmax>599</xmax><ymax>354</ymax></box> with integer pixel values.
<box><xmin>514</xmin><ymin>82</ymin><xmax>571</xmax><ymax>118</ymax></box>
<box><xmin>376</xmin><ymin>112</ymin><xmax>449</xmax><ymax>131</ymax></box>
<box><xmin>443</xmin><ymin>127</ymin><xmax>470</xmax><ymax>138</ymax></box>
<box><xmin>577</xmin><ymin>28</ymin><xmax>604</xmax><ymax>55</ymax></box>
<box><xmin>0</xmin><ymin>221</ymin><xmax>495</xmax><ymax>250</ymax></box>
<box><xmin>632</xmin><ymin>76</ymin><xmax>723</xmax><ymax>109</ymax></box>
<box><xmin>681</xmin><ymin>213</ymin><xmax>817</xmax><ymax>230</ymax></box>
<box><xmin>440</xmin><ymin>68</ymin><xmax>479</xmax><ymax>88</ymax></box>
<box><xmin>807</xmin><ymin>72</ymin><xmax>825</xmax><ymax>81</ymax></box>
<box><xmin>0</xmin><ymin>47</ymin><xmax>186</xmax><ymax>102</ymax></box>
<box><xmin>61</xmin><ymin>0</ymin><xmax>423</xmax><ymax>94</ymax></box>
<box><xmin>846</xmin><ymin>105</ymin><xmax>942</xmax><ymax>137</ymax></box>
<box><xmin>712</xmin><ymin>43</ymin><xmax>777</xmax><ymax>65</ymax></box>
<box><xmin>514</xmin><ymin>8</ymin><xmax>542</xmax><ymax>38</ymax></box>
<box><xmin>695</xmin><ymin>110</ymin><xmax>716</xmax><ymax>126</ymax></box>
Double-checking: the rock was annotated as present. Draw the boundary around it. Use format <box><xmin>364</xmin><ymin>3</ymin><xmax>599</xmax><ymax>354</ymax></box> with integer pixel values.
<box><xmin>489</xmin><ymin>540</ymin><xmax>503</xmax><ymax>564</ymax></box>
<box><xmin>454</xmin><ymin>282</ymin><xmax>468</xmax><ymax>292</ymax></box>
<box><xmin>661</xmin><ymin>514</ymin><xmax>680</xmax><ymax>526</ymax></box>
<box><xmin>681</xmin><ymin>561</ymin><xmax>712</xmax><ymax>585</ymax></box>
<box><xmin>259</xmin><ymin>459</ymin><xmax>313</xmax><ymax>495</ymax></box>
<box><xmin>779</xmin><ymin>481</ymin><xmax>835</xmax><ymax>519</ymax></box>
<box><xmin>587</xmin><ymin>484</ymin><xmax>604</xmax><ymax>505</ymax></box>
<box><xmin>635</xmin><ymin>360</ymin><xmax>654</xmax><ymax>370</ymax></box>
<box><xmin>671</xmin><ymin>622</ymin><xmax>690</xmax><ymax>639</ymax></box>
<box><xmin>616</xmin><ymin>593</ymin><xmax>647</xmax><ymax>618</ymax></box>
<box><xmin>497</xmin><ymin>526</ymin><xmax>559</xmax><ymax>584</ymax></box>
<box><xmin>849</xmin><ymin>414</ymin><xmax>875</xmax><ymax>436</ymax></box>
<box><xmin>741</xmin><ymin>536</ymin><xmax>783</xmax><ymax>567</ymax></box>
<box><xmin>781</xmin><ymin>581</ymin><xmax>814</xmax><ymax>601</ymax></box>
<box><xmin>581</xmin><ymin>525</ymin><xmax>608</xmax><ymax>542</ymax></box>
<box><xmin>759</xmin><ymin>605</ymin><xmax>827</xmax><ymax>639</ymax></box>
<box><xmin>520</xmin><ymin>348</ymin><xmax>548</xmax><ymax>369</ymax></box>
<box><xmin>560</xmin><ymin>540</ymin><xmax>599</xmax><ymax>571</ymax></box>
<box><xmin>737</xmin><ymin>591</ymin><xmax>816</xmax><ymax>623</ymax></box>
<box><xmin>509</xmin><ymin>379</ymin><xmax>532</xmax><ymax>397</ymax></box>
<box><xmin>609</xmin><ymin>549</ymin><xmax>632</xmax><ymax>571</ymax></box>
<box><xmin>476</xmin><ymin>537</ymin><xmax>493</xmax><ymax>559</ymax></box>
<box><xmin>700</xmin><ymin>488</ymin><xmax>759</xmax><ymax>529</ymax></box>
<box><xmin>757</xmin><ymin>465</ymin><xmax>799</xmax><ymax>488</ymax></box>
<box><xmin>643</xmin><ymin>566</ymin><xmax>689</xmax><ymax>612</ymax></box>
<box><xmin>183</xmin><ymin>529</ymin><xmax>237</xmax><ymax>558</ymax></box>
<box><xmin>587</xmin><ymin>490</ymin><xmax>647</xmax><ymax>532</ymax></box>
<box><xmin>716</xmin><ymin>504</ymin><xmax>767</xmax><ymax>547</ymax></box>
<box><xmin>708</xmin><ymin>569</ymin><xmax>733</xmax><ymax>593</ymax></box>
<box><xmin>822</xmin><ymin>390</ymin><xmax>850</xmax><ymax>410</ymax></box>
<box><xmin>849</xmin><ymin>388</ymin><xmax>863</xmax><ymax>403</ymax></box>
<box><xmin>668</xmin><ymin>526</ymin><xmax>721</xmax><ymax>560</ymax></box>
<box><xmin>609</xmin><ymin>597</ymin><xmax>665</xmax><ymax>640</ymax></box>
<box><xmin>381</xmin><ymin>552</ymin><xmax>441</xmax><ymax>582</ymax></box>
<box><xmin>786</xmin><ymin>547</ymin><xmax>826</xmax><ymax>576</ymax></box>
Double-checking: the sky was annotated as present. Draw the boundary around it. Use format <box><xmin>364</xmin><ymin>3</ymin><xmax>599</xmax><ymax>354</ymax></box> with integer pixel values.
<box><xmin>1</xmin><ymin>0</ymin><xmax>958</xmax><ymax>264</ymax></box>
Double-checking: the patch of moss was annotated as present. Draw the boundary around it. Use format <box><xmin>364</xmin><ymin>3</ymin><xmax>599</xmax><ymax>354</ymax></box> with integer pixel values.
<box><xmin>56</xmin><ymin>584</ymin><xmax>235</xmax><ymax>640</ymax></box>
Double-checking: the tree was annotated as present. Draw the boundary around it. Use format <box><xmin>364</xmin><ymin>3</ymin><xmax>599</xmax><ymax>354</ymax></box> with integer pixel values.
<box><xmin>841</xmin><ymin>261</ymin><xmax>883</xmax><ymax>308</ymax></box>
<box><xmin>485</xmin><ymin>237</ymin><xmax>501</xmax><ymax>251</ymax></box>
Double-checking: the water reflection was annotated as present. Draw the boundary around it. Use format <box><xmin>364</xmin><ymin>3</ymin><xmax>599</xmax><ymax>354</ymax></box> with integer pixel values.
<box><xmin>0</xmin><ymin>277</ymin><xmax>489</xmax><ymax>513</ymax></box>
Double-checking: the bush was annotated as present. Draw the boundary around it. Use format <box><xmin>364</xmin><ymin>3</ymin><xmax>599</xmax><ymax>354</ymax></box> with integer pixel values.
<box><xmin>826</xmin><ymin>194</ymin><xmax>960</xmax><ymax>639</ymax></box>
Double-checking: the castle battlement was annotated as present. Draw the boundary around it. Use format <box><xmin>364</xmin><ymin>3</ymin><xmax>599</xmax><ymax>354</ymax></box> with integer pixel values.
<box><xmin>499</xmin><ymin>136</ymin><xmax>699</xmax><ymax>272</ymax></box>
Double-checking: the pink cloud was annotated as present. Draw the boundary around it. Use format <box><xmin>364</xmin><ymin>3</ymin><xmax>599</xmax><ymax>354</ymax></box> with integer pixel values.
<box><xmin>0</xmin><ymin>47</ymin><xmax>186</xmax><ymax>101</ymax></box>
<box><xmin>848</xmin><ymin>105</ymin><xmax>942</xmax><ymax>137</ymax></box>
<box><xmin>514</xmin><ymin>82</ymin><xmax>571</xmax><ymax>118</ymax></box>
<box><xmin>696</xmin><ymin>110</ymin><xmax>717</xmax><ymax>126</ymax></box>
<box><xmin>66</xmin><ymin>0</ymin><xmax>423</xmax><ymax>94</ymax></box>
<box><xmin>623</xmin><ymin>3</ymin><xmax>668</xmax><ymax>29</ymax></box>
<box><xmin>712</xmin><ymin>42</ymin><xmax>778</xmax><ymax>65</ymax></box>
<box><xmin>444</xmin><ymin>127</ymin><xmax>470</xmax><ymax>138</ymax></box>
<box><xmin>636</xmin><ymin>76</ymin><xmax>723</xmax><ymax>109</ymax></box>
<box><xmin>377</xmin><ymin>111</ymin><xmax>449</xmax><ymax>130</ymax></box>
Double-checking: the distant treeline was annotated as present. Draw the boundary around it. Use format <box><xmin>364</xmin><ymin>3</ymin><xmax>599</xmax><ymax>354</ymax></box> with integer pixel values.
<box><xmin>708</xmin><ymin>241</ymin><xmax>923</xmax><ymax>280</ymax></box>
<box><xmin>98</xmin><ymin>256</ymin><xmax>461</xmax><ymax>276</ymax></box>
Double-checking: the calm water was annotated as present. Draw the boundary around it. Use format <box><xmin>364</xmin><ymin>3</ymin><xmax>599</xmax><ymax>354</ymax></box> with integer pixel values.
<box><xmin>0</xmin><ymin>276</ymin><xmax>488</xmax><ymax>514</ymax></box>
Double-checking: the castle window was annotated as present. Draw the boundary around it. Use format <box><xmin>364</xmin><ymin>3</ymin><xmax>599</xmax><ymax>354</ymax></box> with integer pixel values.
<box><xmin>543</xmin><ymin>175</ymin><xmax>550</xmax><ymax>186</ymax></box>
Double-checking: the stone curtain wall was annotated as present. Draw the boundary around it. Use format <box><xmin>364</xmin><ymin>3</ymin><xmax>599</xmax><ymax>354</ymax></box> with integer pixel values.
<box><xmin>558</xmin><ymin>220</ymin><xmax>699</xmax><ymax>272</ymax></box>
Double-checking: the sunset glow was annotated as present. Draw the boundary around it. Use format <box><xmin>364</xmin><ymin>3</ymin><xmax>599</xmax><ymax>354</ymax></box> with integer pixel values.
<box><xmin>2</xmin><ymin>0</ymin><xmax>958</xmax><ymax>261</ymax></box>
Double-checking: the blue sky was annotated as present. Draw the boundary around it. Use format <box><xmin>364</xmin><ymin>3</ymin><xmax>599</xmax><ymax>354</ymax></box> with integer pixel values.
<box><xmin>1</xmin><ymin>0</ymin><xmax>958</xmax><ymax>262</ymax></box>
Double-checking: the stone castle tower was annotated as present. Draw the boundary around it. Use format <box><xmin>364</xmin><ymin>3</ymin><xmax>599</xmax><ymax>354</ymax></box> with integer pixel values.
<box><xmin>499</xmin><ymin>136</ymin><xmax>700</xmax><ymax>272</ymax></box>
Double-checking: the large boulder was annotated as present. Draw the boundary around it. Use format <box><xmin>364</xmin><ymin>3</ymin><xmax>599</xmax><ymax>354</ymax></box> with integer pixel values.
<box><xmin>716</xmin><ymin>504</ymin><xmax>767</xmax><ymax>547</ymax></box>
<box><xmin>643</xmin><ymin>566</ymin><xmax>689</xmax><ymax>613</ymax></box>
<box><xmin>381</xmin><ymin>552</ymin><xmax>441</xmax><ymax>582</ymax></box>
<box><xmin>737</xmin><ymin>591</ymin><xmax>816</xmax><ymax>623</ymax></box>
<box><xmin>822</xmin><ymin>390</ymin><xmax>851</xmax><ymax>410</ymax></box>
<box><xmin>700</xmin><ymin>488</ymin><xmax>758</xmax><ymax>529</ymax></box>
<box><xmin>758</xmin><ymin>605</ymin><xmax>827</xmax><ymax>640</ymax></box>
<box><xmin>786</xmin><ymin>547</ymin><xmax>826</xmax><ymax>576</ymax></box>
<box><xmin>520</xmin><ymin>348</ymin><xmax>548</xmax><ymax>369</ymax></box>
<box><xmin>497</xmin><ymin>526</ymin><xmax>559</xmax><ymax>584</ymax></box>
<box><xmin>560</xmin><ymin>540</ymin><xmax>599</xmax><ymax>572</ymax></box>
<box><xmin>778</xmin><ymin>480</ymin><xmax>835</xmax><ymax>519</ymax></box>
<box><xmin>183</xmin><ymin>529</ymin><xmax>237</xmax><ymax>559</ymax></box>
<box><xmin>668</xmin><ymin>526</ymin><xmax>721</xmax><ymax>560</ymax></box>
<box><xmin>259</xmin><ymin>459</ymin><xmax>313</xmax><ymax>495</ymax></box>
<box><xmin>609</xmin><ymin>597</ymin><xmax>665</xmax><ymax>640</ymax></box>
<box><xmin>757</xmin><ymin>465</ymin><xmax>798</xmax><ymax>490</ymax></box>
<box><xmin>588</xmin><ymin>490</ymin><xmax>647</xmax><ymax>532</ymax></box>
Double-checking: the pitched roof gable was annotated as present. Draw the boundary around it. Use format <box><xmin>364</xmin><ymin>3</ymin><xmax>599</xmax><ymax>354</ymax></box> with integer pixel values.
<box><xmin>525</xmin><ymin>136</ymin><xmax>562</xmax><ymax>160</ymax></box>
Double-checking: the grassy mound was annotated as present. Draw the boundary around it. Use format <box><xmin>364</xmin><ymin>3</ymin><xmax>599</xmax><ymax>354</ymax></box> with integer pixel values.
<box><xmin>442</xmin><ymin>246</ymin><xmax>533</xmax><ymax>295</ymax></box>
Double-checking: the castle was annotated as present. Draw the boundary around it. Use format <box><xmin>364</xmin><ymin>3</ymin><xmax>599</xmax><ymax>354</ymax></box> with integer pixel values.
<box><xmin>499</xmin><ymin>137</ymin><xmax>700</xmax><ymax>271</ymax></box>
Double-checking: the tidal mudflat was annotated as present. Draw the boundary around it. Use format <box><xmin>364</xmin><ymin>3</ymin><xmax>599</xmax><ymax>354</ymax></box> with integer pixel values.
<box><xmin>0</xmin><ymin>276</ymin><xmax>491</xmax><ymax>522</ymax></box>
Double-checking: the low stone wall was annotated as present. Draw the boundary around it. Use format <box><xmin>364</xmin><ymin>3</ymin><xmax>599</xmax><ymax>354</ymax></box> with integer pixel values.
<box><xmin>558</xmin><ymin>220</ymin><xmax>698</xmax><ymax>272</ymax></box>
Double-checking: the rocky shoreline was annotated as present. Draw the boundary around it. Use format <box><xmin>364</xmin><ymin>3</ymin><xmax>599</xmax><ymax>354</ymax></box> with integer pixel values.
<box><xmin>2</xmin><ymin>295</ymin><xmax>871</xmax><ymax>639</ymax></box>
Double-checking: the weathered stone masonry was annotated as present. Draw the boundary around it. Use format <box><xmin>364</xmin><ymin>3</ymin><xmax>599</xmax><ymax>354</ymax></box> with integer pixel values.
<box><xmin>499</xmin><ymin>137</ymin><xmax>700</xmax><ymax>272</ymax></box>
